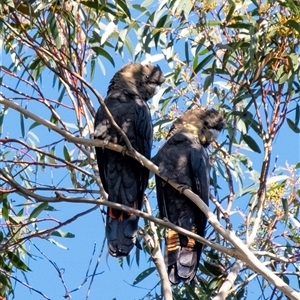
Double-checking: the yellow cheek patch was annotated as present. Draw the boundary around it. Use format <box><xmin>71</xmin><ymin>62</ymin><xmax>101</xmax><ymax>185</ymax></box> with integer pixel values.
<box><xmin>182</xmin><ymin>122</ymin><xmax>199</xmax><ymax>136</ymax></box>
<box><xmin>181</xmin><ymin>121</ymin><xmax>211</xmax><ymax>144</ymax></box>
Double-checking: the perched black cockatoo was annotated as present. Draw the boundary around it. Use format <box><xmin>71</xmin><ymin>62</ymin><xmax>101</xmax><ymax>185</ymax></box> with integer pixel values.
<box><xmin>152</xmin><ymin>107</ymin><xmax>225</xmax><ymax>284</ymax></box>
<box><xmin>94</xmin><ymin>63</ymin><xmax>165</xmax><ymax>257</ymax></box>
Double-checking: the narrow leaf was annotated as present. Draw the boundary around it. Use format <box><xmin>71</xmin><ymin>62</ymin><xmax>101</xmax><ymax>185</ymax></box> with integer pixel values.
<box><xmin>7</xmin><ymin>252</ymin><xmax>31</xmax><ymax>271</ymax></box>
<box><xmin>20</xmin><ymin>113</ymin><xmax>25</xmax><ymax>138</ymax></box>
<box><xmin>192</xmin><ymin>53</ymin><xmax>214</xmax><ymax>78</ymax></box>
<box><xmin>28</xmin><ymin>122</ymin><xmax>40</xmax><ymax>131</ymax></box>
<box><xmin>226</xmin><ymin>2</ymin><xmax>236</xmax><ymax>22</ymax></box>
<box><xmin>48</xmin><ymin>238</ymin><xmax>68</xmax><ymax>250</ymax></box>
<box><xmin>51</xmin><ymin>230</ymin><xmax>75</xmax><ymax>238</ymax></box>
<box><xmin>282</xmin><ymin>198</ymin><xmax>288</xmax><ymax>219</ymax></box>
<box><xmin>116</xmin><ymin>0</ymin><xmax>131</xmax><ymax>19</ymax></box>
<box><xmin>287</xmin><ymin>118</ymin><xmax>300</xmax><ymax>133</ymax></box>
<box><xmin>29</xmin><ymin>202</ymin><xmax>49</xmax><ymax>220</ymax></box>
<box><xmin>63</xmin><ymin>145</ymin><xmax>71</xmax><ymax>161</ymax></box>
<box><xmin>92</xmin><ymin>47</ymin><xmax>115</xmax><ymax>67</ymax></box>
<box><xmin>133</xmin><ymin>267</ymin><xmax>156</xmax><ymax>285</ymax></box>
<box><xmin>242</xmin><ymin>134</ymin><xmax>261</xmax><ymax>153</ymax></box>
<box><xmin>203</xmin><ymin>75</ymin><xmax>212</xmax><ymax>92</ymax></box>
<box><xmin>285</xmin><ymin>19</ymin><xmax>300</xmax><ymax>35</ymax></box>
<box><xmin>47</xmin><ymin>12</ymin><xmax>61</xmax><ymax>49</ymax></box>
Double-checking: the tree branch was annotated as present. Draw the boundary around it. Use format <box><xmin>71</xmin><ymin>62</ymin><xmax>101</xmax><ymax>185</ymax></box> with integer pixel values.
<box><xmin>213</xmin><ymin>260</ymin><xmax>244</xmax><ymax>300</ymax></box>
<box><xmin>142</xmin><ymin>196</ymin><xmax>172</xmax><ymax>300</ymax></box>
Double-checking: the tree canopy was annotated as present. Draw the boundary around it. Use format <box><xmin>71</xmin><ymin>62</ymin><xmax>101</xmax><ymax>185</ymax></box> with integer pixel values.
<box><xmin>0</xmin><ymin>0</ymin><xmax>299</xmax><ymax>299</ymax></box>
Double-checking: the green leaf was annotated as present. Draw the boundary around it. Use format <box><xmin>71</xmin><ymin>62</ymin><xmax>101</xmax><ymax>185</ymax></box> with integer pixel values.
<box><xmin>203</xmin><ymin>74</ymin><xmax>212</xmax><ymax>92</ymax></box>
<box><xmin>206</xmin><ymin>20</ymin><xmax>222</xmax><ymax>26</ymax></box>
<box><xmin>135</xmin><ymin>246</ymin><xmax>140</xmax><ymax>267</ymax></box>
<box><xmin>92</xmin><ymin>47</ymin><xmax>115</xmax><ymax>67</ymax></box>
<box><xmin>154</xmin><ymin>14</ymin><xmax>168</xmax><ymax>47</ymax></box>
<box><xmin>118</xmin><ymin>257</ymin><xmax>124</xmax><ymax>269</ymax></box>
<box><xmin>20</xmin><ymin>113</ymin><xmax>25</xmax><ymax>138</ymax></box>
<box><xmin>133</xmin><ymin>267</ymin><xmax>156</xmax><ymax>285</ymax></box>
<box><xmin>227</xmin><ymin>23</ymin><xmax>253</xmax><ymax>30</ymax></box>
<box><xmin>185</xmin><ymin>284</ymin><xmax>200</xmax><ymax>299</ymax></box>
<box><xmin>29</xmin><ymin>202</ymin><xmax>49</xmax><ymax>220</ymax></box>
<box><xmin>287</xmin><ymin>118</ymin><xmax>300</xmax><ymax>133</ymax></box>
<box><xmin>192</xmin><ymin>53</ymin><xmax>214</xmax><ymax>78</ymax></box>
<box><xmin>285</xmin><ymin>19</ymin><xmax>300</xmax><ymax>35</ymax></box>
<box><xmin>116</xmin><ymin>0</ymin><xmax>131</xmax><ymax>19</ymax></box>
<box><xmin>226</xmin><ymin>2</ymin><xmax>236</xmax><ymax>22</ymax></box>
<box><xmin>7</xmin><ymin>252</ymin><xmax>31</xmax><ymax>271</ymax></box>
<box><xmin>51</xmin><ymin>230</ymin><xmax>75</xmax><ymax>238</ymax></box>
<box><xmin>0</xmin><ymin>273</ymin><xmax>11</xmax><ymax>290</ymax></box>
<box><xmin>0</xmin><ymin>103</ymin><xmax>8</xmax><ymax>136</ymax></box>
<box><xmin>141</xmin><ymin>0</ymin><xmax>153</xmax><ymax>7</ymax></box>
<box><xmin>48</xmin><ymin>238</ymin><xmax>68</xmax><ymax>249</ymax></box>
<box><xmin>48</xmin><ymin>146</ymin><xmax>56</xmax><ymax>164</ymax></box>
<box><xmin>236</xmin><ymin>288</ymin><xmax>245</xmax><ymax>300</ymax></box>
<box><xmin>126</xmin><ymin>254</ymin><xmax>130</xmax><ymax>267</ymax></box>
<box><xmin>295</xmin><ymin>104</ymin><xmax>300</xmax><ymax>126</ymax></box>
<box><xmin>2</xmin><ymin>196</ymin><xmax>9</xmax><ymax>220</ymax></box>
<box><xmin>47</xmin><ymin>12</ymin><xmax>61</xmax><ymax>49</ymax></box>
<box><xmin>63</xmin><ymin>145</ymin><xmax>71</xmax><ymax>161</ymax></box>
<box><xmin>90</xmin><ymin>55</ymin><xmax>96</xmax><ymax>81</ymax></box>
<box><xmin>28</xmin><ymin>121</ymin><xmax>40</xmax><ymax>131</ymax></box>
<box><xmin>203</xmin><ymin>261</ymin><xmax>224</xmax><ymax>277</ymax></box>
<box><xmin>282</xmin><ymin>198</ymin><xmax>288</xmax><ymax>218</ymax></box>
<box><xmin>124</xmin><ymin>36</ymin><xmax>134</xmax><ymax>57</ymax></box>
<box><xmin>242</xmin><ymin>134</ymin><xmax>261</xmax><ymax>153</ymax></box>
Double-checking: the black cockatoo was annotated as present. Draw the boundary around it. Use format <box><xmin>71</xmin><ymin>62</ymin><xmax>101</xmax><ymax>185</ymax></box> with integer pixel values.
<box><xmin>94</xmin><ymin>63</ymin><xmax>165</xmax><ymax>257</ymax></box>
<box><xmin>152</xmin><ymin>107</ymin><xmax>225</xmax><ymax>284</ymax></box>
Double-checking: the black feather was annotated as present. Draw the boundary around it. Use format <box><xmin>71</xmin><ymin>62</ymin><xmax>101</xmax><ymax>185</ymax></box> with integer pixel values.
<box><xmin>94</xmin><ymin>63</ymin><xmax>165</xmax><ymax>257</ymax></box>
<box><xmin>152</xmin><ymin>107</ymin><xmax>225</xmax><ymax>283</ymax></box>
